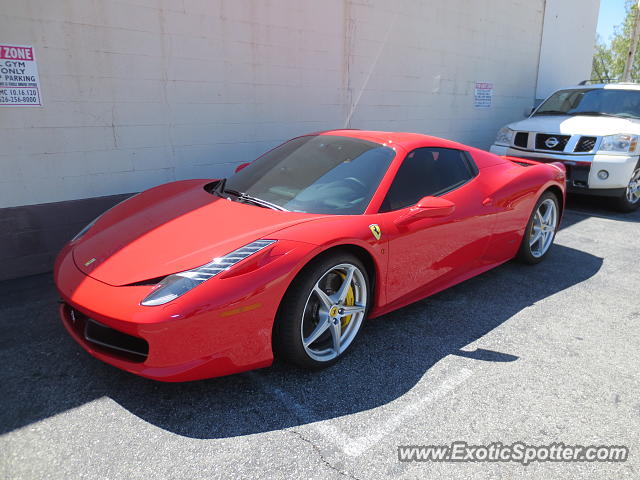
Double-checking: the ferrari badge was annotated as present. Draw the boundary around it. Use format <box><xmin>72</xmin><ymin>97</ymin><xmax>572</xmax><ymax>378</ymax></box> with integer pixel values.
<box><xmin>369</xmin><ymin>224</ymin><xmax>382</xmax><ymax>240</ymax></box>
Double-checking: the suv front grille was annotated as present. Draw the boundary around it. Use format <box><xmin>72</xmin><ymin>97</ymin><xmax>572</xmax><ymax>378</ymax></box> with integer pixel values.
<box><xmin>535</xmin><ymin>133</ymin><xmax>570</xmax><ymax>151</ymax></box>
<box><xmin>565</xmin><ymin>163</ymin><xmax>591</xmax><ymax>188</ymax></box>
<box><xmin>513</xmin><ymin>132</ymin><xmax>528</xmax><ymax>148</ymax></box>
<box><xmin>574</xmin><ymin>136</ymin><xmax>597</xmax><ymax>153</ymax></box>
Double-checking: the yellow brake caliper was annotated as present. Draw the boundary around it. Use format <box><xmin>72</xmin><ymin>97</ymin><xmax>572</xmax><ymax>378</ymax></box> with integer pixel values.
<box><xmin>337</xmin><ymin>272</ymin><xmax>356</xmax><ymax>329</ymax></box>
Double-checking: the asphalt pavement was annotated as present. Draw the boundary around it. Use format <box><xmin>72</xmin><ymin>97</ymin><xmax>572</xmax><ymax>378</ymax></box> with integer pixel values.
<box><xmin>1</xmin><ymin>195</ymin><xmax>639</xmax><ymax>479</ymax></box>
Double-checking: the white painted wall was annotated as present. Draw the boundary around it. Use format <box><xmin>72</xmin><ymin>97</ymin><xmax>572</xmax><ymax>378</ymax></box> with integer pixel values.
<box><xmin>0</xmin><ymin>0</ymin><xmax>597</xmax><ymax>208</ymax></box>
<box><xmin>536</xmin><ymin>0</ymin><xmax>601</xmax><ymax>101</ymax></box>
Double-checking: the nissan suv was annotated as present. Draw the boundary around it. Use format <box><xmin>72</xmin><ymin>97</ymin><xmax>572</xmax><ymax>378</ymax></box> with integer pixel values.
<box><xmin>490</xmin><ymin>83</ymin><xmax>640</xmax><ymax>211</ymax></box>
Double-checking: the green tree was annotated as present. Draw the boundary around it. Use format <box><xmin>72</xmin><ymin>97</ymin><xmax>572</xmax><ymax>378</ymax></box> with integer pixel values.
<box><xmin>592</xmin><ymin>34</ymin><xmax>613</xmax><ymax>82</ymax></box>
<box><xmin>592</xmin><ymin>0</ymin><xmax>640</xmax><ymax>82</ymax></box>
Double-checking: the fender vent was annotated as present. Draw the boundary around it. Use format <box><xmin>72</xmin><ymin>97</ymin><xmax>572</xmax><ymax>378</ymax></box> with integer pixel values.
<box><xmin>510</xmin><ymin>160</ymin><xmax>534</xmax><ymax>167</ymax></box>
<box><xmin>126</xmin><ymin>276</ymin><xmax>165</xmax><ymax>286</ymax></box>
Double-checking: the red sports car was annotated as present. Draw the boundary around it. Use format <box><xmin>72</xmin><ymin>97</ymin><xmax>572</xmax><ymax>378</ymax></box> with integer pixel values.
<box><xmin>54</xmin><ymin>130</ymin><xmax>566</xmax><ymax>381</ymax></box>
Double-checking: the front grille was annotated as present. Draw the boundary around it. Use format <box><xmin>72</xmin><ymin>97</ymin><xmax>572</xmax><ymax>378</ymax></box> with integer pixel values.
<box><xmin>565</xmin><ymin>164</ymin><xmax>591</xmax><ymax>188</ymax></box>
<box><xmin>535</xmin><ymin>133</ymin><xmax>570</xmax><ymax>151</ymax></box>
<box><xmin>66</xmin><ymin>306</ymin><xmax>148</xmax><ymax>362</ymax></box>
<box><xmin>513</xmin><ymin>132</ymin><xmax>528</xmax><ymax>148</ymax></box>
<box><xmin>574</xmin><ymin>136</ymin><xmax>597</xmax><ymax>153</ymax></box>
<box><xmin>84</xmin><ymin>319</ymin><xmax>149</xmax><ymax>361</ymax></box>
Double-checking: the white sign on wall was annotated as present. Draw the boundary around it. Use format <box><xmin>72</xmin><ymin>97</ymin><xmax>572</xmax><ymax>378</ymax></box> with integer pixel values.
<box><xmin>474</xmin><ymin>82</ymin><xmax>493</xmax><ymax>108</ymax></box>
<box><xmin>0</xmin><ymin>44</ymin><xmax>42</xmax><ymax>107</ymax></box>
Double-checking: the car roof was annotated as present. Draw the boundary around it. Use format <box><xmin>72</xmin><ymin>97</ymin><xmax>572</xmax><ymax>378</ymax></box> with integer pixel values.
<box><xmin>302</xmin><ymin>129</ymin><xmax>507</xmax><ymax>169</ymax></box>
<box><xmin>312</xmin><ymin>129</ymin><xmax>470</xmax><ymax>152</ymax></box>
<box><xmin>560</xmin><ymin>83</ymin><xmax>640</xmax><ymax>91</ymax></box>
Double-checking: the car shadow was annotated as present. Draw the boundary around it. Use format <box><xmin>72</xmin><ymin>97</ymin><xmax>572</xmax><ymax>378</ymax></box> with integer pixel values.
<box><xmin>0</xmin><ymin>243</ymin><xmax>602</xmax><ymax>439</ymax></box>
<box><xmin>560</xmin><ymin>194</ymin><xmax>640</xmax><ymax>230</ymax></box>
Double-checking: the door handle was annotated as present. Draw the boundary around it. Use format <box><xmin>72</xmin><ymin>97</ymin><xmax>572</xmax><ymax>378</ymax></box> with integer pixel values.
<box><xmin>482</xmin><ymin>196</ymin><xmax>493</xmax><ymax>207</ymax></box>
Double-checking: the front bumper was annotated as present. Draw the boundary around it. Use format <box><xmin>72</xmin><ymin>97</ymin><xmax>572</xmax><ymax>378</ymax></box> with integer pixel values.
<box><xmin>490</xmin><ymin>144</ymin><xmax>637</xmax><ymax>194</ymax></box>
<box><xmin>54</xmin><ymin>240</ymin><xmax>315</xmax><ymax>381</ymax></box>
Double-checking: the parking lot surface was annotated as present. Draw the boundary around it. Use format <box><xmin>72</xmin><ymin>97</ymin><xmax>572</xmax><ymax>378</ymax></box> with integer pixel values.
<box><xmin>1</xmin><ymin>196</ymin><xmax>639</xmax><ymax>479</ymax></box>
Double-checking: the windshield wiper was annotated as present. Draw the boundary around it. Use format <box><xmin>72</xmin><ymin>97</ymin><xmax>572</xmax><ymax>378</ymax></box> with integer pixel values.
<box><xmin>570</xmin><ymin>111</ymin><xmax>619</xmax><ymax>117</ymax></box>
<box><xmin>236</xmin><ymin>193</ymin><xmax>289</xmax><ymax>211</ymax></box>
<box><xmin>212</xmin><ymin>178</ymin><xmax>228</xmax><ymax>196</ymax></box>
<box><xmin>534</xmin><ymin>110</ymin><xmax>570</xmax><ymax>116</ymax></box>
<box><xmin>212</xmin><ymin>178</ymin><xmax>289</xmax><ymax>211</ymax></box>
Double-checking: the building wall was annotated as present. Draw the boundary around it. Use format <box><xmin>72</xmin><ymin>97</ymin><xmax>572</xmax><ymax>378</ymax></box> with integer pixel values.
<box><xmin>0</xmin><ymin>0</ymin><xmax>599</xmax><ymax>280</ymax></box>
<box><xmin>536</xmin><ymin>0</ymin><xmax>601</xmax><ymax>102</ymax></box>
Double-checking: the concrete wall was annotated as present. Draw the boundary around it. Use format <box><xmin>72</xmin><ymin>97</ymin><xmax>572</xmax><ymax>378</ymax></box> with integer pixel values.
<box><xmin>0</xmin><ymin>193</ymin><xmax>131</xmax><ymax>280</ymax></box>
<box><xmin>0</xmin><ymin>0</ymin><xmax>555</xmax><ymax>210</ymax></box>
<box><xmin>536</xmin><ymin>0</ymin><xmax>601</xmax><ymax>101</ymax></box>
<box><xmin>0</xmin><ymin>0</ymin><xmax>600</xmax><ymax>280</ymax></box>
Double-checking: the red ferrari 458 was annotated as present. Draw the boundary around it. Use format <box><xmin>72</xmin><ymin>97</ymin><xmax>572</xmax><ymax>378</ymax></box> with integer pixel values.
<box><xmin>55</xmin><ymin>130</ymin><xmax>566</xmax><ymax>381</ymax></box>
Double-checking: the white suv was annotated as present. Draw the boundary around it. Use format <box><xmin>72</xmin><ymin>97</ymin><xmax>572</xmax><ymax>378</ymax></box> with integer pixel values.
<box><xmin>490</xmin><ymin>83</ymin><xmax>640</xmax><ymax>211</ymax></box>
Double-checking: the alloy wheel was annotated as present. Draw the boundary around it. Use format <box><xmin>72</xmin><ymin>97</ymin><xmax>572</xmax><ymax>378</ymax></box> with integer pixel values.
<box><xmin>626</xmin><ymin>168</ymin><xmax>640</xmax><ymax>204</ymax></box>
<box><xmin>300</xmin><ymin>263</ymin><xmax>367</xmax><ymax>362</ymax></box>
<box><xmin>529</xmin><ymin>198</ymin><xmax>557</xmax><ymax>258</ymax></box>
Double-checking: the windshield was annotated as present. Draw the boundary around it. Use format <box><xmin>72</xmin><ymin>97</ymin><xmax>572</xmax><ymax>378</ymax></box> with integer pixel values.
<box><xmin>534</xmin><ymin>88</ymin><xmax>640</xmax><ymax>119</ymax></box>
<box><xmin>224</xmin><ymin>135</ymin><xmax>396</xmax><ymax>215</ymax></box>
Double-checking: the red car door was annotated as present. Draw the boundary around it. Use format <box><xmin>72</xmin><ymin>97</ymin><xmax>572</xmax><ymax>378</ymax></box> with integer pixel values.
<box><xmin>379</xmin><ymin>147</ymin><xmax>496</xmax><ymax>306</ymax></box>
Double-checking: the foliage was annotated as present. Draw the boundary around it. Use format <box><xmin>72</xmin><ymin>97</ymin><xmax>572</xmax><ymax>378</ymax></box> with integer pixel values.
<box><xmin>592</xmin><ymin>0</ymin><xmax>640</xmax><ymax>82</ymax></box>
<box><xmin>592</xmin><ymin>34</ymin><xmax>614</xmax><ymax>82</ymax></box>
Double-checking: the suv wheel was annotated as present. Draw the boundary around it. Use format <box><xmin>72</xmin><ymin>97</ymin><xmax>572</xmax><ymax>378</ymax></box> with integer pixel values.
<box><xmin>615</xmin><ymin>165</ymin><xmax>640</xmax><ymax>212</ymax></box>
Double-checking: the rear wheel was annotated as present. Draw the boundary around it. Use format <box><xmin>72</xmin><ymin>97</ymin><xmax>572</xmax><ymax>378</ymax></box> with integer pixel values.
<box><xmin>614</xmin><ymin>166</ymin><xmax>640</xmax><ymax>212</ymax></box>
<box><xmin>273</xmin><ymin>252</ymin><xmax>370</xmax><ymax>369</ymax></box>
<box><xmin>517</xmin><ymin>191</ymin><xmax>559</xmax><ymax>264</ymax></box>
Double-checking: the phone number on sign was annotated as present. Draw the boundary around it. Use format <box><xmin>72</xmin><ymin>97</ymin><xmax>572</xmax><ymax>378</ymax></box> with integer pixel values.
<box><xmin>1</xmin><ymin>95</ymin><xmax>39</xmax><ymax>104</ymax></box>
<box><xmin>1</xmin><ymin>88</ymin><xmax>37</xmax><ymax>95</ymax></box>
<box><xmin>1</xmin><ymin>88</ymin><xmax>38</xmax><ymax>103</ymax></box>
<box><xmin>1</xmin><ymin>88</ymin><xmax>39</xmax><ymax>103</ymax></box>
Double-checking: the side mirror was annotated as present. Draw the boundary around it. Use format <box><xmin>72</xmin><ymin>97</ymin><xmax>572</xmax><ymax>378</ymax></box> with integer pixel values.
<box><xmin>394</xmin><ymin>196</ymin><xmax>455</xmax><ymax>226</ymax></box>
<box><xmin>235</xmin><ymin>162</ymin><xmax>251</xmax><ymax>173</ymax></box>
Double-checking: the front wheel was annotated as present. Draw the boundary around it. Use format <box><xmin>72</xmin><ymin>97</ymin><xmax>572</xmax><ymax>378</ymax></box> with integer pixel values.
<box><xmin>517</xmin><ymin>191</ymin><xmax>559</xmax><ymax>264</ymax></box>
<box><xmin>273</xmin><ymin>252</ymin><xmax>370</xmax><ymax>369</ymax></box>
<box><xmin>614</xmin><ymin>166</ymin><xmax>640</xmax><ymax>212</ymax></box>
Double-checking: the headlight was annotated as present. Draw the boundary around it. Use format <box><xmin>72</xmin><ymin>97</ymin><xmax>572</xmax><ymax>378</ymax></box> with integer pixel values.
<box><xmin>599</xmin><ymin>134</ymin><xmax>638</xmax><ymax>154</ymax></box>
<box><xmin>495</xmin><ymin>127</ymin><xmax>514</xmax><ymax>146</ymax></box>
<box><xmin>140</xmin><ymin>240</ymin><xmax>276</xmax><ymax>306</ymax></box>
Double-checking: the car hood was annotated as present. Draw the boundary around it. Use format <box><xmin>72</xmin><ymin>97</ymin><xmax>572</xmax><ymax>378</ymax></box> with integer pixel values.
<box><xmin>507</xmin><ymin>114</ymin><xmax>640</xmax><ymax>136</ymax></box>
<box><xmin>72</xmin><ymin>180</ymin><xmax>316</xmax><ymax>286</ymax></box>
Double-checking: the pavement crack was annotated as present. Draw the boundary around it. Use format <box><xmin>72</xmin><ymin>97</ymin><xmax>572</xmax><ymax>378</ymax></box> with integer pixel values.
<box><xmin>286</xmin><ymin>428</ymin><xmax>362</xmax><ymax>480</ymax></box>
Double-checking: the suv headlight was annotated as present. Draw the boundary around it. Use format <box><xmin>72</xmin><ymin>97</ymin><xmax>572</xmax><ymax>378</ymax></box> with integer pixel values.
<box><xmin>599</xmin><ymin>134</ymin><xmax>638</xmax><ymax>154</ymax></box>
<box><xmin>140</xmin><ymin>240</ymin><xmax>276</xmax><ymax>306</ymax></box>
<box><xmin>495</xmin><ymin>127</ymin><xmax>514</xmax><ymax>146</ymax></box>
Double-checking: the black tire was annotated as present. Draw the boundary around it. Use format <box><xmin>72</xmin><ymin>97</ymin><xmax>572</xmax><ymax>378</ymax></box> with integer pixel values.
<box><xmin>272</xmin><ymin>251</ymin><xmax>371</xmax><ymax>369</ymax></box>
<box><xmin>517</xmin><ymin>191</ymin><xmax>560</xmax><ymax>265</ymax></box>
<box><xmin>613</xmin><ymin>165</ymin><xmax>640</xmax><ymax>212</ymax></box>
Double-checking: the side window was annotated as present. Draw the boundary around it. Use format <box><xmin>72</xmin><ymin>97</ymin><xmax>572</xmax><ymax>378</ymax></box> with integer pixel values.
<box><xmin>379</xmin><ymin>148</ymin><xmax>476</xmax><ymax>212</ymax></box>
